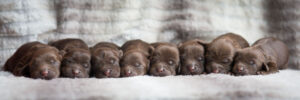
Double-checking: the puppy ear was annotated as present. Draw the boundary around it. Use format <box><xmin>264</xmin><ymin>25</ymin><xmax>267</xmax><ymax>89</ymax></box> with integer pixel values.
<box><xmin>195</xmin><ymin>39</ymin><xmax>209</xmax><ymax>47</ymax></box>
<box><xmin>233</xmin><ymin>49</ymin><xmax>242</xmax><ymax>58</ymax></box>
<box><xmin>14</xmin><ymin>64</ymin><xmax>30</xmax><ymax>76</ymax></box>
<box><xmin>148</xmin><ymin>46</ymin><xmax>155</xmax><ymax>58</ymax></box>
<box><xmin>58</xmin><ymin>50</ymin><xmax>66</xmax><ymax>60</ymax></box>
<box><xmin>14</xmin><ymin>52</ymin><xmax>33</xmax><ymax>76</ymax></box>
<box><xmin>262</xmin><ymin>61</ymin><xmax>277</xmax><ymax>72</ymax></box>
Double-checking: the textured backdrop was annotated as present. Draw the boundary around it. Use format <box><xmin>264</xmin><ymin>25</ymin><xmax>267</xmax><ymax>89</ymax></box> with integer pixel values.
<box><xmin>0</xmin><ymin>0</ymin><xmax>299</xmax><ymax>69</ymax></box>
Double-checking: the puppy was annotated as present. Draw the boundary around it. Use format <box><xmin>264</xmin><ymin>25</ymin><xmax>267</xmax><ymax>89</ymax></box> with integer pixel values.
<box><xmin>3</xmin><ymin>42</ymin><xmax>62</xmax><ymax>80</ymax></box>
<box><xmin>149</xmin><ymin>42</ymin><xmax>180</xmax><ymax>76</ymax></box>
<box><xmin>205</xmin><ymin>33</ymin><xmax>249</xmax><ymax>74</ymax></box>
<box><xmin>178</xmin><ymin>39</ymin><xmax>206</xmax><ymax>75</ymax></box>
<box><xmin>49</xmin><ymin>38</ymin><xmax>91</xmax><ymax>78</ymax></box>
<box><xmin>232</xmin><ymin>37</ymin><xmax>289</xmax><ymax>75</ymax></box>
<box><xmin>120</xmin><ymin>39</ymin><xmax>153</xmax><ymax>77</ymax></box>
<box><xmin>90</xmin><ymin>42</ymin><xmax>122</xmax><ymax>78</ymax></box>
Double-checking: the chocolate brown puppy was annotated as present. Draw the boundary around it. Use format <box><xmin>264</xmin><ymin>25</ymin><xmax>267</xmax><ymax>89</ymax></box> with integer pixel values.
<box><xmin>90</xmin><ymin>42</ymin><xmax>122</xmax><ymax>78</ymax></box>
<box><xmin>178</xmin><ymin>39</ymin><xmax>206</xmax><ymax>75</ymax></box>
<box><xmin>49</xmin><ymin>38</ymin><xmax>91</xmax><ymax>78</ymax></box>
<box><xmin>232</xmin><ymin>37</ymin><xmax>289</xmax><ymax>75</ymax></box>
<box><xmin>120</xmin><ymin>39</ymin><xmax>153</xmax><ymax>77</ymax></box>
<box><xmin>3</xmin><ymin>42</ymin><xmax>62</xmax><ymax>80</ymax></box>
<box><xmin>150</xmin><ymin>42</ymin><xmax>180</xmax><ymax>76</ymax></box>
<box><xmin>205</xmin><ymin>33</ymin><xmax>249</xmax><ymax>74</ymax></box>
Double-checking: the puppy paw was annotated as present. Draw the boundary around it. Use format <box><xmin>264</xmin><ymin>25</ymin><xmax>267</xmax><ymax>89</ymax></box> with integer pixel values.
<box><xmin>226</xmin><ymin>72</ymin><xmax>234</xmax><ymax>75</ymax></box>
<box><xmin>256</xmin><ymin>71</ymin><xmax>267</xmax><ymax>75</ymax></box>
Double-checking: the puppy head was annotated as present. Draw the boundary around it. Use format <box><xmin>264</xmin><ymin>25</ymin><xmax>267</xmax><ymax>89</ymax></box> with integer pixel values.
<box><xmin>121</xmin><ymin>52</ymin><xmax>149</xmax><ymax>77</ymax></box>
<box><xmin>178</xmin><ymin>39</ymin><xmax>206</xmax><ymax>75</ymax></box>
<box><xmin>205</xmin><ymin>39</ymin><xmax>236</xmax><ymax>74</ymax></box>
<box><xmin>28</xmin><ymin>47</ymin><xmax>62</xmax><ymax>80</ymax></box>
<box><xmin>150</xmin><ymin>44</ymin><xmax>180</xmax><ymax>76</ymax></box>
<box><xmin>60</xmin><ymin>48</ymin><xmax>91</xmax><ymax>78</ymax></box>
<box><xmin>232</xmin><ymin>48</ymin><xmax>276</xmax><ymax>75</ymax></box>
<box><xmin>91</xmin><ymin>48</ymin><xmax>122</xmax><ymax>78</ymax></box>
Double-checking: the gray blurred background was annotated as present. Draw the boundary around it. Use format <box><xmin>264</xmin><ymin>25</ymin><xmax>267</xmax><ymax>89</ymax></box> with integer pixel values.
<box><xmin>0</xmin><ymin>0</ymin><xmax>299</xmax><ymax>69</ymax></box>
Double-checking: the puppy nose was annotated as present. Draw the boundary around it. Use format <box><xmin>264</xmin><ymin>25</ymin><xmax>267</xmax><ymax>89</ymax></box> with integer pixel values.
<box><xmin>238</xmin><ymin>66</ymin><xmax>244</xmax><ymax>72</ymax></box>
<box><xmin>72</xmin><ymin>69</ymin><xmax>80</xmax><ymax>75</ymax></box>
<box><xmin>41</xmin><ymin>70</ymin><xmax>49</xmax><ymax>77</ymax></box>
<box><xmin>188</xmin><ymin>65</ymin><xmax>197</xmax><ymax>72</ymax></box>
<box><xmin>104</xmin><ymin>69</ymin><xmax>111</xmax><ymax>76</ymax></box>
<box><xmin>212</xmin><ymin>69</ymin><xmax>219</xmax><ymax>73</ymax></box>
<box><xmin>126</xmin><ymin>70</ymin><xmax>132</xmax><ymax>76</ymax></box>
<box><xmin>157</xmin><ymin>67</ymin><xmax>165</xmax><ymax>73</ymax></box>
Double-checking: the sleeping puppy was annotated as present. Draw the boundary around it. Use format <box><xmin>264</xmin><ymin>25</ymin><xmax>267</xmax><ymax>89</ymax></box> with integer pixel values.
<box><xmin>90</xmin><ymin>42</ymin><xmax>122</xmax><ymax>78</ymax></box>
<box><xmin>3</xmin><ymin>42</ymin><xmax>62</xmax><ymax>80</ymax></box>
<box><xmin>49</xmin><ymin>38</ymin><xmax>91</xmax><ymax>78</ymax></box>
<box><xmin>205</xmin><ymin>33</ymin><xmax>249</xmax><ymax>74</ymax></box>
<box><xmin>232</xmin><ymin>37</ymin><xmax>289</xmax><ymax>75</ymax></box>
<box><xmin>150</xmin><ymin>42</ymin><xmax>180</xmax><ymax>76</ymax></box>
<box><xmin>120</xmin><ymin>39</ymin><xmax>153</xmax><ymax>77</ymax></box>
<box><xmin>178</xmin><ymin>39</ymin><xmax>206</xmax><ymax>75</ymax></box>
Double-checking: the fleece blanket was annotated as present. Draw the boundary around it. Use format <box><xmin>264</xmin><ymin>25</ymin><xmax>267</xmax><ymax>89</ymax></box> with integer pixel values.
<box><xmin>0</xmin><ymin>70</ymin><xmax>300</xmax><ymax>100</ymax></box>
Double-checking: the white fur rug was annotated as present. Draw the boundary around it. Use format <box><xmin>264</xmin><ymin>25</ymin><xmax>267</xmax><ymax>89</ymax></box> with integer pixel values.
<box><xmin>0</xmin><ymin>70</ymin><xmax>300</xmax><ymax>100</ymax></box>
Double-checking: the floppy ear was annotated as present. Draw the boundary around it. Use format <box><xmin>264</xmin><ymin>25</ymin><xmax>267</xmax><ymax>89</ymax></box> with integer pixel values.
<box><xmin>14</xmin><ymin>63</ymin><xmax>29</xmax><ymax>76</ymax></box>
<box><xmin>58</xmin><ymin>50</ymin><xmax>66</xmax><ymax>60</ymax></box>
<box><xmin>195</xmin><ymin>39</ymin><xmax>209</xmax><ymax>47</ymax></box>
<box><xmin>148</xmin><ymin>46</ymin><xmax>155</xmax><ymax>59</ymax></box>
<box><xmin>13</xmin><ymin>52</ymin><xmax>33</xmax><ymax>76</ymax></box>
<box><xmin>233</xmin><ymin>49</ymin><xmax>242</xmax><ymax>58</ymax></box>
<box><xmin>262</xmin><ymin>61</ymin><xmax>277</xmax><ymax>72</ymax></box>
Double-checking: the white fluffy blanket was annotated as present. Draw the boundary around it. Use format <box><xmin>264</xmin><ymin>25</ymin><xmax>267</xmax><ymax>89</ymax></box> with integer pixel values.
<box><xmin>0</xmin><ymin>70</ymin><xmax>299</xmax><ymax>100</ymax></box>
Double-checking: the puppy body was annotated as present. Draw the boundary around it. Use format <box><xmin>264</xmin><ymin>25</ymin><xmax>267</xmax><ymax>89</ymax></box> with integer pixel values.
<box><xmin>178</xmin><ymin>39</ymin><xmax>206</xmax><ymax>75</ymax></box>
<box><xmin>150</xmin><ymin>42</ymin><xmax>180</xmax><ymax>76</ymax></box>
<box><xmin>3</xmin><ymin>42</ymin><xmax>62</xmax><ymax>80</ymax></box>
<box><xmin>205</xmin><ymin>33</ymin><xmax>249</xmax><ymax>74</ymax></box>
<box><xmin>120</xmin><ymin>39</ymin><xmax>153</xmax><ymax>77</ymax></box>
<box><xmin>49</xmin><ymin>38</ymin><xmax>91</xmax><ymax>78</ymax></box>
<box><xmin>233</xmin><ymin>37</ymin><xmax>289</xmax><ymax>75</ymax></box>
<box><xmin>90</xmin><ymin>42</ymin><xmax>122</xmax><ymax>78</ymax></box>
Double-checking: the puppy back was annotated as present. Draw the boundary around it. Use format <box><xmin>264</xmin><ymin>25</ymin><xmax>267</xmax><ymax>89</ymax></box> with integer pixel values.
<box><xmin>121</xmin><ymin>39</ymin><xmax>152</xmax><ymax>57</ymax></box>
<box><xmin>214</xmin><ymin>33</ymin><xmax>249</xmax><ymax>49</ymax></box>
<box><xmin>49</xmin><ymin>38</ymin><xmax>88</xmax><ymax>50</ymax></box>
<box><xmin>253</xmin><ymin>37</ymin><xmax>289</xmax><ymax>69</ymax></box>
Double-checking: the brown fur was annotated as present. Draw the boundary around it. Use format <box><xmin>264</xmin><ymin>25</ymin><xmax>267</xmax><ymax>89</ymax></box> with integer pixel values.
<box><xmin>3</xmin><ymin>42</ymin><xmax>62</xmax><ymax>80</ymax></box>
<box><xmin>232</xmin><ymin>37</ymin><xmax>289</xmax><ymax>75</ymax></box>
<box><xmin>49</xmin><ymin>38</ymin><xmax>91</xmax><ymax>78</ymax></box>
<box><xmin>120</xmin><ymin>39</ymin><xmax>153</xmax><ymax>77</ymax></box>
<box><xmin>49</xmin><ymin>38</ymin><xmax>88</xmax><ymax>50</ymax></box>
<box><xmin>205</xmin><ymin>33</ymin><xmax>249</xmax><ymax>74</ymax></box>
<box><xmin>178</xmin><ymin>39</ymin><xmax>206</xmax><ymax>75</ymax></box>
<box><xmin>149</xmin><ymin>42</ymin><xmax>180</xmax><ymax>76</ymax></box>
<box><xmin>90</xmin><ymin>42</ymin><xmax>122</xmax><ymax>78</ymax></box>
